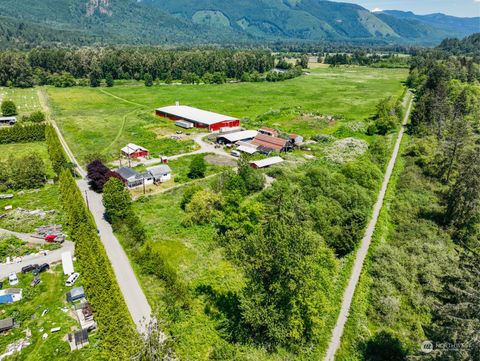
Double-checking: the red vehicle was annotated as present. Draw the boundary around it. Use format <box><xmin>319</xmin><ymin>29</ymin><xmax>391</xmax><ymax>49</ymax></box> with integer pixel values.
<box><xmin>44</xmin><ymin>234</ymin><xmax>64</xmax><ymax>243</ymax></box>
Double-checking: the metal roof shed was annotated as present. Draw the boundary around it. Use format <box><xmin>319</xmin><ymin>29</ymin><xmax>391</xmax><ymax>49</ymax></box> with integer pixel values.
<box><xmin>66</xmin><ymin>286</ymin><xmax>85</xmax><ymax>303</ymax></box>
<box><xmin>0</xmin><ymin>317</ymin><xmax>14</xmax><ymax>332</ymax></box>
<box><xmin>250</xmin><ymin>156</ymin><xmax>284</xmax><ymax>169</ymax></box>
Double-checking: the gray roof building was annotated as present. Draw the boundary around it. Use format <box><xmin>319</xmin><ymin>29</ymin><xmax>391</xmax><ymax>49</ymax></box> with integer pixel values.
<box><xmin>0</xmin><ymin>317</ymin><xmax>14</xmax><ymax>332</ymax></box>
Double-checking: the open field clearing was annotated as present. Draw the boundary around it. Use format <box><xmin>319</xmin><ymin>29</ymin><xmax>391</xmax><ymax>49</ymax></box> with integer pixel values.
<box><xmin>0</xmin><ymin>142</ymin><xmax>54</xmax><ymax>178</ymax></box>
<box><xmin>0</xmin><ymin>88</ymin><xmax>41</xmax><ymax>118</ymax></box>
<box><xmin>46</xmin><ymin>66</ymin><xmax>407</xmax><ymax>164</ymax></box>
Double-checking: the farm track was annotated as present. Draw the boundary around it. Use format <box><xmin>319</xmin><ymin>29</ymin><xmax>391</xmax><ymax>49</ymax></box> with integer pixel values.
<box><xmin>323</xmin><ymin>92</ymin><xmax>413</xmax><ymax>361</ymax></box>
<box><xmin>38</xmin><ymin>88</ymin><xmax>152</xmax><ymax>333</ymax></box>
<box><xmin>99</xmin><ymin>88</ymin><xmax>148</xmax><ymax>108</ymax></box>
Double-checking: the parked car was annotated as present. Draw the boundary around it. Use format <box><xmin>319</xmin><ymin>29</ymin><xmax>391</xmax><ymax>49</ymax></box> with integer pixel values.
<box><xmin>33</xmin><ymin>263</ymin><xmax>50</xmax><ymax>276</ymax></box>
<box><xmin>230</xmin><ymin>150</ymin><xmax>241</xmax><ymax>157</ymax></box>
<box><xmin>31</xmin><ymin>276</ymin><xmax>41</xmax><ymax>287</ymax></box>
<box><xmin>65</xmin><ymin>273</ymin><xmax>80</xmax><ymax>287</ymax></box>
<box><xmin>8</xmin><ymin>272</ymin><xmax>19</xmax><ymax>286</ymax></box>
<box><xmin>21</xmin><ymin>264</ymin><xmax>39</xmax><ymax>274</ymax></box>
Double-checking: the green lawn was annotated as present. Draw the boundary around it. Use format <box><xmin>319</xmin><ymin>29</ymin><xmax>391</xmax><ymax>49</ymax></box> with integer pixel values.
<box><xmin>0</xmin><ymin>142</ymin><xmax>54</xmax><ymax>178</ymax></box>
<box><xmin>46</xmin><ymin>66</ymin><xmax>407</xmax><ymax>164</ymax></box>
<box><xmin>0</xmin><ymin>88</ymin><xmax>41</xmax><ymax>118</ymax></box>
<box><xmin>0</xmin><ymin>264</ymin><xmax>101</xmax><ymax>360</ymax></box>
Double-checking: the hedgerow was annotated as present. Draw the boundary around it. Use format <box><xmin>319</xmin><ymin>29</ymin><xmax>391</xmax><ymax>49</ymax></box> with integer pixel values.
<box><xmin>45</xmin><ymin>124</ymin><xmax>69</xmax><ymax>176</ymax></box>
<box><xmin>59</xmin><ymin>169</ymin><xmax>139</xmax><ymax>359</ymax></box>
<box><xmin>0</xmin><ymin>123</ymin><xmax>45</xmax><ymax>143</ymax></box>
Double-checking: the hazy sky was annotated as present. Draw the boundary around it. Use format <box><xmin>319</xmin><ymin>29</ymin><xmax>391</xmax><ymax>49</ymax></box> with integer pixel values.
<box><xmin>331</xmin><ymin>0</ymin><xmax>480</xmax><ymax>17</ymax></box>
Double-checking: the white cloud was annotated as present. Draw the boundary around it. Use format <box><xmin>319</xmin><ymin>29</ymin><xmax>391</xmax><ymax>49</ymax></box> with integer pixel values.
<box><xmin>371</xmin><ymin>7</ymin><xmax>383</xmax><ymax>12</ymax></box>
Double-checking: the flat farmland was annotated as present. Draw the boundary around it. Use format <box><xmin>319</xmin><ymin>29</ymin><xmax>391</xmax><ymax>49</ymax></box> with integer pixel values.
<box><xmin>0</xmin><ymin>88</ymin><xmax>41</xmax><ymax>117</ymax></box>
<box><xmin>46</xmin><ymin>66</ymin><xmax>407</xmax><ymax>163</ymax></box>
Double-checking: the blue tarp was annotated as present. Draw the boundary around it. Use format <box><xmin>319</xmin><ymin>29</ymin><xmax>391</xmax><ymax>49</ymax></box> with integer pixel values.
<box><xmin>0</xmin><ymin>294</ymin><xmax>13</xmax><ymax>304</ymax></box>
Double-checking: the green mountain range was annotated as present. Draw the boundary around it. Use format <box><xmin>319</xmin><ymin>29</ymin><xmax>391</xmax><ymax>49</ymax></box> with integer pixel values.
<box><xmin>0</xmin><ymin>0</ymin><xmax>478</xmax><ymax>47</ymax></box>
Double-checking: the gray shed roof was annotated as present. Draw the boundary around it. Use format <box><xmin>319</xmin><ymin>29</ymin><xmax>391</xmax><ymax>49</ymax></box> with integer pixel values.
<box><xmin>0</xmin><ymin>317</ymin><xmax>14</xmax><ymax>331</ymax></box>
<box><xmin>147</xmin><ymin>165</ymin><xmax>172</xmax><ymax>177</ymax></box>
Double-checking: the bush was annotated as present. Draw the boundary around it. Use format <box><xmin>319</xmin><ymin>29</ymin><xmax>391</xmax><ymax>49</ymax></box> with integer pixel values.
<box><xmin>187</xmin><ymin>155</ymin><xmax>207</xmax><ymax>179</ymax></box>
<box><xmin>0</xmin><ymin>123</ymin><xmax>45</xmax><ymax>144</ymax></box>
<box><xmin>1</xmin><ymin>100</ymin><xmax>17</xmax><ymax>116</ymax></box>
<box><xmin>29</xmin><ymin>111</ymin><xmax>46</xmax><ymax>123</ymax></box>
<box><xmin>364</xmin><ymin>331</ymin><xmax>407</xmax><ymax>361</ymax></box>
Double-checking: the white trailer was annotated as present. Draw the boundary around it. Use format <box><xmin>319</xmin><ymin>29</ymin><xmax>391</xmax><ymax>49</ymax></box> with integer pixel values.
<box><xmin>61</xmin><ymin>252</ymin><xmax>74</xmax><ymax>275</ymax></box>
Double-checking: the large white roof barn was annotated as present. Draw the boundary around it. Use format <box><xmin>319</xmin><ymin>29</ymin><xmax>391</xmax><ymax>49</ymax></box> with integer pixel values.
<box><xmin>156</xmin><ymin>104</ymin><xmax>240</xmax><ymax>131</ymax></box>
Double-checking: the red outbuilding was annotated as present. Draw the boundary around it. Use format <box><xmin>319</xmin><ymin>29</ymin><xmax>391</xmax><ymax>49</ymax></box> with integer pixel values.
<box><xmin>156</xmin><ymin>104</ymin><xmax>240</xmax><ymax>132</ymax></box>
<box><xmin>121</xmin><ymin>143</ymin><xmax>149</xmax><ymax>158</ymax></box>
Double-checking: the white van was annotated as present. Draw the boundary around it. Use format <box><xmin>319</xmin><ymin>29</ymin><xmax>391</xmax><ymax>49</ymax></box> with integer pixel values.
<box><xmin>65</xmin><ymin>273</ymin><xmax>80</xmax><ymax>287</ymax></box>
<box><xmin>8</xmin><ymin>272</ymin><xmax>19</xmax><ymax>286</ymax></box>
<box><xmin>230</xmin><ymin>150</ymin><xmax>241</xmax><ymax>157</ymax></box>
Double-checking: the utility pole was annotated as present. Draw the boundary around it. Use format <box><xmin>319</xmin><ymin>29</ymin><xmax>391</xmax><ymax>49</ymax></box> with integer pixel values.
<box><xmin>85</xmin><ymin>190</ymin><xmax>90</xmax><ymax>210</ymax></box>
<box><xmin>143</xmin><ymin>176</ymin><xmax>146</xmax><ymax>195</ymax></box>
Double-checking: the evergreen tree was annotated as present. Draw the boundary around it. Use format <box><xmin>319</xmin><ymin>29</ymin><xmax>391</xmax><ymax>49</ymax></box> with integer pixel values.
<box><xmin>144</xmin><ymin>73</ymin><xmax>153</xmax><ymax>87</ymax></box>
<box><xmin>106</xmin><ymin>72</ymin><xmax>114</xmax><ymax>87</ymax></box>
<box><xmin>1</xmin><ymin>100</ymin><xmax>17</xmax><ymax>116</ymax></box>
<box><xmin>103</xmin><ymin>177</ymin><xmax>131</xmax><ymax>221</ymax></box>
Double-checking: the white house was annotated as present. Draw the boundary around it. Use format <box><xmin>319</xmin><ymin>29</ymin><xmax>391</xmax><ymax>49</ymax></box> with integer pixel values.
<box><xmin>147</xmin><ymin>165</ymin><xmax>172</xmax><ymax>183</ymax></box>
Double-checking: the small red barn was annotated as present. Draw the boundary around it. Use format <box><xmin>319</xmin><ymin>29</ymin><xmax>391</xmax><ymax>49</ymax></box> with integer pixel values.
<box><xmin>156</xmin><ymin>104</ymin><xmax>240</xmax><ymax>132</ymax></box>
<box><xmin>121</xmin><ymin>143</ymin><xmax>149</xmax><ymax>158</ymax></box>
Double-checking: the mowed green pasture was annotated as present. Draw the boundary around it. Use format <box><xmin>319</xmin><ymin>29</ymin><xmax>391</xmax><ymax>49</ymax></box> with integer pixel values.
<box><xmin>47</xmin><ymin>66</ymin><xmax>407</xmax><ymax>163</ymax></box>
<box><xmin>0</xmin><ymin>88</ymin><xmax>41</xmax><ymax>117</ymax></box>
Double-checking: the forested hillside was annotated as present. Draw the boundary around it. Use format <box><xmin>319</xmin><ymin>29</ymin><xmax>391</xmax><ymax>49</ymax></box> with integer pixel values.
<box><xmin>337</xmin><ymin>40</ymin><xmax>480</xmax><ymax>360</ymax></box>
<box><xmin>0</xmin><ymin>0</ymin><xmax>477</xmax><ymax>47</ymax></box>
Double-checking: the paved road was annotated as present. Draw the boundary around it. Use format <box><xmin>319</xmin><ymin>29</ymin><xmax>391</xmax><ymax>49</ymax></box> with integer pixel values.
<box><xmin>323</xmin><ymin>94</ymin><xmax>413</xmax><ymax>361</ymax></box>
<box><xmin>39</xmin><ymin>89</ymin><xmax>152</xmax><ymax>333</ymax></box>
<box><xmin>113</xmin><ymin>132</ymin><xmax>236</xmax><ymax>168</ymax></box>
<box><xmin>77</xmin><ymin>180</ymin><xmax>152</xmax><ymax>332</ymax></box>
<box><xmin>0</xmin><ymin>228</ymin><xmax>75</xmax><ymax>279</ymax></box>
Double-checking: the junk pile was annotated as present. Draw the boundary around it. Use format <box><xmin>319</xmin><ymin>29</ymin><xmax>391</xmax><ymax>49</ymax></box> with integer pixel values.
<box><xmin>32</xmin><ymin>225</ymin><xmax>65</xmax><ymax>243</ymax></box>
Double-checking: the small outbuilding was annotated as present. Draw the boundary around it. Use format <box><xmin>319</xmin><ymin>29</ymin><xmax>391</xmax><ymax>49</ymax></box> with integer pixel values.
<box><xmin>66</xmin><ymin>286</ymin><xmax>85</xmax><ymax>303</ymax></box>
<box><xmin>289</xmin><ymin>134</ymin><xmax>304</xmax><ymax>145</ymax></box>
<box><xmin>237</xmin><ymin>144</ymin><xmax>258</xmax><ymax>155</ymax></box>
<box><xmin>147</xmin><ymin>165</ymin><xmax>172</xmax><ymax>184</ymax></box>
<box><xmin>175</xmin><ymin>120</ymin><xmax>194</xmax><ymax>129</ymax></box>
<box><xmin>121</xmin><ymin>144</ymin><xmax>149</xmax><ymax>159</ymax></box>
<box><xmin>0</xmin><ymin>317</ymin><xmax>14</xmax><ymax>333</ymax></box>
<box><xmin>250</xmin><ymin>156</ymin><xmax>284</xmax><ymax>169</ymax></box>
<box><xmin>62</xmin><ymin>251</ymin><xmax>74</xmax><ymax>276</ymax></box>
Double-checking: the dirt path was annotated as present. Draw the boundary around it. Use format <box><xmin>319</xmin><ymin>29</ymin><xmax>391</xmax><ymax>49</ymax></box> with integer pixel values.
<box><xmin>99</xmin><ymin>88</ymin><xmax>148</xmax><ymax>108</ymax></box>
<box><xmin>323</xmin><ymin>93</ymin><xmax>413</xmax><ymax>361</ymax></box>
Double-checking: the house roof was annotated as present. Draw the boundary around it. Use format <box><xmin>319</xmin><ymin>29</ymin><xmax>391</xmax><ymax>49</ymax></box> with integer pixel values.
<box><xmin>250</xmin><ymin>156</ymin><xmax>284</xmax><ymax>168</ymax></box>
<box><xmin>116</xmin><ymin>167</ymin><xmax>142</xmax><ymax>181</ymax></box>
<box><xmin>147</xmin><ymin>165</ymin><xmax>172</xmax><ymax>177</ymax></box>
<box><xmin>0</xmin><ymin>295</ymin><xmax>13</xmax><ymax>304</ymax></box>
<box><xmin>251</xmin><ymin>134</ymin><xmax>288</xmax><ymax>151</ymax></box>
<box><xmin>121</xmin><ymin>143</ymin><xmax>148</xmax><ymax>155</ymax></box>
<box><xmin>0</xmin><ymin>317</ymin><xmax>14</xmax><ymax>331</ymax></box>
<box><xmin>156</xmin><ymin>105</ymin><xmax>237</xmax><ymax>126</ymax></box>
<box><xmin>73</xmin><ymin>329</ymin><xmax>89</xmax><ymax>344</ymax></box>
<box><xmin>219</xmin><ymin>130</ymin><xmax>258</xmax><ymax>143</ymax></box>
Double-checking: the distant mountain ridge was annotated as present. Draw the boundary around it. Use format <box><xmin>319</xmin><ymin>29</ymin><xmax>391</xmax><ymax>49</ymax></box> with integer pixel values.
<box><xmin>0</xmin><ymin>0</ymin><xmax>478</xmax><ymax>47</ymax></box>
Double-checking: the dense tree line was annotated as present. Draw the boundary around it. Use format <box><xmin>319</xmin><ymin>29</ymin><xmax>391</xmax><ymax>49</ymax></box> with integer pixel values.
<box><xmin>0</xmin><ymin>48</ymin><xmax>275</xmax><ymax>88</ymax></box>
<box><xmin>0</xmin><ymin>123</ymin><xmax>45</xmax><ymax>144</ymax></box>
<box><xmin>45</xmin><ymin>124</ymin><xmax>70</xmax><ymax>176</ymax></box>
<box><xmin>437</xmin><ymin>32</ymin><xmax>480</xmax><ymax>56</ymax></box>
<box><xmin>58</xmin><ymin>170</ymin><xmax>139</xmax><ymax>359</ymax></box>
<box><xmin>324</xmin><ymin>52</ymin><xmax>409</xmax><ymax>68</ymax></box>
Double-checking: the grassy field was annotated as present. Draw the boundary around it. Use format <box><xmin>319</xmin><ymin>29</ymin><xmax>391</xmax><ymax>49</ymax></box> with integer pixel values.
<box><xmin>0</xmin><ymin>264</ymin><xmax>101</xmax><ymax>360</ymax></box>
<box><xmin>46</xmin><ymin>66</ymin><xmax>407</xmax><ymax>164</ymax></box>
<box><xmin>0</xmin><ymin>142</ymin><xmax>55</xmax><ymax>178</ymax></box>
<box><xmin>0</xmin><ymin>88</ymin><xmax>41</xmax><ymax>118</ymax></box>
